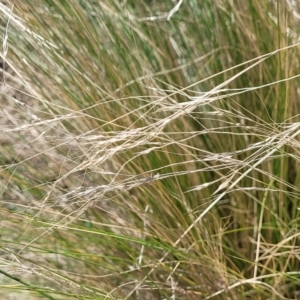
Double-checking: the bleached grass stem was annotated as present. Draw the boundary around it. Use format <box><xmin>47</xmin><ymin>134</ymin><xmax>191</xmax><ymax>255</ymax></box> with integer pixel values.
<box><xmin>253</xmin><ymin>178</ymin><xmax>274</xmax><ymax>279</ymax></box>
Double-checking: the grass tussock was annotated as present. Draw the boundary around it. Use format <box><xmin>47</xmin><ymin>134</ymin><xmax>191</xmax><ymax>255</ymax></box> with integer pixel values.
<box><xmin>1</xmin><ymin>0</ymin><xmax>300</xmax><ymax>299</ymax></box>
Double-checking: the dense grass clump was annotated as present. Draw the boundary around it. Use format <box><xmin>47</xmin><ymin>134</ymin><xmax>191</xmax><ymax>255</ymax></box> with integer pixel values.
<box><xmin>1</xmin><ymin>0</ymin><xmax>300</xmax><ymax>299</ymax></box>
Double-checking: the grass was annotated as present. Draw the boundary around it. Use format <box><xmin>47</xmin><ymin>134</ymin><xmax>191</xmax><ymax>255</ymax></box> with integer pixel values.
<box><xmin>1</xmin><ymin>0</ymin><xmax>300</xmax><ymax>299</ymax></box>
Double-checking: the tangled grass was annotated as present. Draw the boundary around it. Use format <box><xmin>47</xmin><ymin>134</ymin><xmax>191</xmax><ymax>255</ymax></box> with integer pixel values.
<box><xmin>1</xmin><ymin>0</ymin><xmax>300</xmax><ymax>299</ymax></box>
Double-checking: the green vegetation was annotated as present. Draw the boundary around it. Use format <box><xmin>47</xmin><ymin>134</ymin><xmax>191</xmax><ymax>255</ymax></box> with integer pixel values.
<box><xmin>1</xmin><ymin>0</ymin><xmax>300</xmax><ymax>299</ymax></box>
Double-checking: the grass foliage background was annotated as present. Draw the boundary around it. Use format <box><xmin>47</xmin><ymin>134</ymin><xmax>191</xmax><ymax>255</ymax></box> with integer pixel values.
<box><xmin>1</xmin><ymin>0</ymin><xmax>300</xmax><ymax>299</ymax></box>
